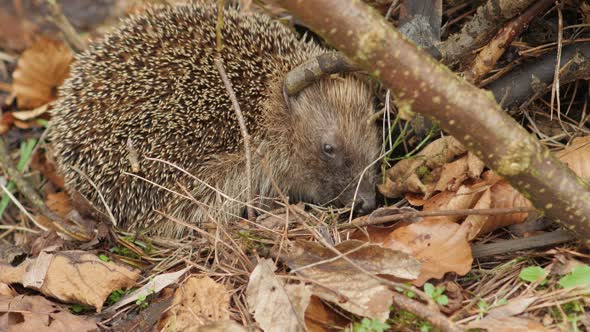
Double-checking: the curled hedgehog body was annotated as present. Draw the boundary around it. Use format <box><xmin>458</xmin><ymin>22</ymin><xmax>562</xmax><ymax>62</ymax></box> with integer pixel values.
<box><xmin>50</xmin><ymin>2</ymin><xmax>380</xmax><ymax>237</ymax></box>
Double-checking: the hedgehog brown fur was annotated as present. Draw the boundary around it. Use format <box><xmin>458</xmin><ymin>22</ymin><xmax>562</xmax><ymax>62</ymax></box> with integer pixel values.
<box><xmin>50</xmin><ymin>1</ymin><xmax>380</xmax><ymax>237</ymax></box>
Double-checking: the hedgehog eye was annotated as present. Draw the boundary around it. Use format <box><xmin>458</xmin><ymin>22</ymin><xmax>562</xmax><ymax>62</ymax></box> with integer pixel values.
<box><xmin>322</xmin><ymin>144</ymin><xmax>335</xmax><ymax>157</ymax></box>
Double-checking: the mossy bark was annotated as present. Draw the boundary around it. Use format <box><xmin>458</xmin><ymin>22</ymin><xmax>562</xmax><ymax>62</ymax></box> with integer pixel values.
<box><xmin>271</xmin><ymin>0</ymin><xmax>590</xmax><ymax>245</ymax></box>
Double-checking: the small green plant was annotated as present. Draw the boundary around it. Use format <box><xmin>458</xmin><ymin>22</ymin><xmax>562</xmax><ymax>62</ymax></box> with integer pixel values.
<box><xmin>345</xmin><ymin>318</ymin><xmax>390</xmax><ymax>332</ymax></box>
<box><xmin>106</xmin><ymin>289</ymin><xmax>126</xmax><ymax>306</ymax></box>
<box><xmin>423</xmin><ymin>283</ymin><xmax>448</xmax><ymax>306</ymax></box>
<box><xmin>558</xmin><ymin>265</ymin><xmax>590</xmax><ymax>289</ymax></box>
<box><xmin>0</xmin><ymin>138</ymin><xmax>37</xmax><ymax>218</ymax></box>
<box><xmin>394</xmin><ymin>285</ymin><xmax>416</xmax><ymax>299</ymax></box>
<box><xmin>136</xmin><ymin>294</ymin><xmax>149</xmax><ymax>310</ymax></box>
<box><xmin>70</xmin><ymin>303</ymin><xmax>92</xmax><ymax>314</ymax></box>
<box><xmin>550</xmin><ymin>300</ymin><xmax>584</xmax><ymax>332</ymax></box>
<box><xmin>390</xmin><ymin>309</ymin><xmax>440</xmax><ymax>332</ymax></box>
<box><xmin>99</xmin><ymin>254</ymin><xmax>111</xmax><ymax>262</ymax></box>
<box><xmin>519</xmin><ymin>266</ymin><xmax>547</xmax><ymax>285</ymax></box>
<box><xmin>419</xmin><ymin>322</ymin><xmax>433</xmax><ymax>332</ymax></box>
<box><xmin>110</xmin><ymin>245</ymin><xmax>137</xmax><ymax>258</ymax></box>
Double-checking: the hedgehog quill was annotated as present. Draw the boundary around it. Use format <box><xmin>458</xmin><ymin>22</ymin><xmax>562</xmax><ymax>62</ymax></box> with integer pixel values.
<box><xmin>50</xmin><ymin>2</ymin><xmax>380</xmax><ymax>237</ymax></box>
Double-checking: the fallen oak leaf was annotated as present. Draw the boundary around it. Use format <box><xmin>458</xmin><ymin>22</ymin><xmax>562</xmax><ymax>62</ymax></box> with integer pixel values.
<box><xmin>0</xmin><ymin>250</ymin><xmax>139</xmax><ymax>312</ymax></box>
<box><xmin>0</xmin><ymin>294</ymin><xmax>98</xmax><ymax>332</ymax></box>
<box><xmin>285</xmin><ymin>240</ymin><xmax>420</xmax><ymax>321</ymax></box>
<box><xmin>246</xmin><ymin>258</ymin><xmax>310</xmax><ymax>332</ymax></box>
<box><xmin>159</xmin><ymin>276</ymin><xmax>231</xmax><ymax>331</ymax></box>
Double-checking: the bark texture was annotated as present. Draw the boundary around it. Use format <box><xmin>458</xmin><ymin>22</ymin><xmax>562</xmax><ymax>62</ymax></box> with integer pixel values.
<box><xmin>271</xmin><ymin>0</ymin><xmax>590</xmax><ymax>244</ymax></box>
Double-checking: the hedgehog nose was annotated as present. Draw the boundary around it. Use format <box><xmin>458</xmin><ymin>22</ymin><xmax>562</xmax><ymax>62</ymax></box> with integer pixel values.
<box><xmin>355</xmin><ymin>194</ymin><xmax>376</xmax><ymax>215</ymax></box>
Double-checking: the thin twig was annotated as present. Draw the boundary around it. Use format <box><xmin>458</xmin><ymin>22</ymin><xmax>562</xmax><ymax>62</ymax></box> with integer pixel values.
<box><xmin>550</xmin><ymin>0</ymin><xmax>563</xmax><ymax>120</ymax></box>
<box><xmin>214</xmin><ymin>58</ymin><xmax>256</xmax><ymax>221</ymax></box>
<box><xmin>391</xmin><ymin>291</ymin><xmax>464</xmax><ymax>332</ymax></box>
<box><xmin>44</xmin><ymin>0</ymin><xmax>86</xmax><ymax>53</ymax></box>
<box><xmin>471</xmin><ymin>229</ymin><xmax>574</xmax><ymax>258</ymax></box>
<box><xmin>339</xmin><ymin>207</ymin><xmax>536</xmax><ymax>230</ymax></box>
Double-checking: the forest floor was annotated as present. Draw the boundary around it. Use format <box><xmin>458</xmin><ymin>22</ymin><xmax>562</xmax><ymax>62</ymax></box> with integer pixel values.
<box><xmin>1</xmin><ymin>0</ymin><xmax>590</xmax><ymax>331</ymax></box>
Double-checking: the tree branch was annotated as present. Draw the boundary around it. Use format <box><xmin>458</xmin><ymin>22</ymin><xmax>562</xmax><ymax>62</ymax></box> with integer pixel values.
<box><xmin>270</xmin><ymin>0</ymin><xmax>590</xmax><ymax>245</ymax></box>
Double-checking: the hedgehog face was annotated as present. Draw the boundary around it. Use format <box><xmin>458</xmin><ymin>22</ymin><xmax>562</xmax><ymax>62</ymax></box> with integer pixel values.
<box><xmin>286</xmin><ymin>76</ymin><xmax>380</xmax><ymax>214</ymax></box>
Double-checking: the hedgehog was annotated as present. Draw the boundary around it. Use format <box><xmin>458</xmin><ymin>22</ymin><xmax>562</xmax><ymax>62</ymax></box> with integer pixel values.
<box><xmin>50</xmin><ymin>1</ymin><xmax>380</xmax><ymax>237</ymax></box>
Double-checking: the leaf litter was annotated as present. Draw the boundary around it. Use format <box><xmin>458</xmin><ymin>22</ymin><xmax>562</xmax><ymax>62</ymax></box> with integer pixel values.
<box><xmin>2</xmin><ymin>1</ymin><xmax>590</xmax><ymax>331</ymax></box>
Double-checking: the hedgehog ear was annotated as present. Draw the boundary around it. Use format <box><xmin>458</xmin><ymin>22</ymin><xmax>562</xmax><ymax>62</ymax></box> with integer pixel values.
<box><xmin>283</xmin><ymin>52</ymin><xmax>359</xmax><ymax>97</ymax></box>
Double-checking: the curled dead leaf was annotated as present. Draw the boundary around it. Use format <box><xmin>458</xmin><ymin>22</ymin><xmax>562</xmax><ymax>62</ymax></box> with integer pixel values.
<box><xmin>0</xmin><ymin>250</ymin><xmax>139</xmax><ymax>312</ymax></box>
<box><xmin>12</xmin><ymin>37</ymin><xmax>73</xmax><ymax>110</ymax></box>
<box><xmin>379</xmin><ymin>136</ymin><xmax>466</xmax><ymax>198</ymax></box>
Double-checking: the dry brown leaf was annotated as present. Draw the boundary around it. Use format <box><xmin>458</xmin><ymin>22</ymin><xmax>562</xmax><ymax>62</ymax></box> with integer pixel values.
<box><xmin>413</xmin><ymin>178</ymin><xmax>530</xmax><ymax>238</ymax></box>
<box><xmin>12</xmin><ymin>37</ymin><xmax>73</xmax><ymax>110</ymax></box>
<box><xmin>196</xmin><ymin>320</ymin><xmax>247</xmax><ymax>332</ymax></box>
<box><xmin>467</xmin><ymin>316</ymin><xmax>553</xmax><ymax>332</ymax></box>
<box><xmin>45</xmin><ymin>192</ymin><xmax>73</xmax><ymax>218</ymax></box>
<box><xmin>434</xmin><ymin>152</ymin><xmax>484</xmax><ymax>192</ymax></box>
<box><xmin>304</xmin><ymin>296</ymin><xmax>349</xmax><ymax>332</ymax></box>
<box><xmin>466</xmin><ymin>297</ymin><xmax>549</xmax><ymax>332</ymax></box>
<box><xmin>379</xmin><ymin>136</ymin><xmax>466</xmax><ymax>198</ymax></box>
<box><xmin>383</xmin><ymin>219</ymin><xmax>472</xmax><ymax>285</ymax></box>
<box><xmin>0</xmin><ymin>251</ymin><xmax>139</xmax><ymax>312</ymax></box>
<box><xmin>423</xmin><ymin>182</ymin><xmax>489</xmax><ymax>221</ymax></box>
<box><xmin>0</xmin><ymin>112</ymin><xmax>15</xmax><ymax>135</ymax></box>
<box><xmin>556</xmin><ymin>136</ymin><xmax>590</xmax><ymax>180</ymax></box>
<box><xmin>0</xmin><ymin>283</ymin><xmax>16</xmax><ymax>297</ymax></box>
<box><xmin>159</xmin><ymin>276</ymin><xmax>231</xmax><ymax>332</ymax></box>
<box><xmin>482</xmin><ymin>177</ymin><xmax>531</xmax><ymax>233</ymax></box>
<box><xmin>28</xmin><ymin>230</ymin><xmax>64</xmax><ymax>257</ymax></box>
<box><xmin>12</xmin><ymin>104</ymin><xmax>49</xmax><ymax>121</ymax></box>
<box><xmin>285</xmin><ymin>240</ymin><xmax>420</xmax><ymax>321</ymax></box>
<box><xmin>0</xmin><ymin>244</ymin><xmax>26</xmax><ymax>265</ymax></box>
<box><xmin>246</xmin><ymin>258</ymin><xmax>310</xmax><ymax>332</ymax></box>
<box><xmin>461</xmin><ymin>187</ymin><xmax>492</xmax><ymax>240</ymax></box>
<box><xmin>107</xmin><ymin>266</ymin><xmax>191</xmax><ymax>313</ymax></box>
<box><xmin>486</xmin><ymin>297</ymin><xmax>536</xmax><ymax>318</ymax></box>
<box><xmin>31</xmin><ymin>150</ymin><xmax>65</xmax><ymax>188</ymax></box>
<box><xmin>0</xmin><ymin>294</ymin><xmax>97</xmax><ymax>332</ymax></box>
